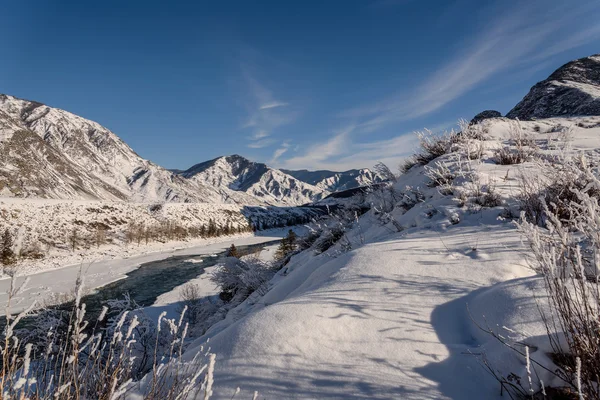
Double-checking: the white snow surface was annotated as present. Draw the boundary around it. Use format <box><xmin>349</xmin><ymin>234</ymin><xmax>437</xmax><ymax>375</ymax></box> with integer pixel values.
<box><xmin>152</xmin><ymin>116</ymin><xmax>600</xmax><ymax>399</ymax></box>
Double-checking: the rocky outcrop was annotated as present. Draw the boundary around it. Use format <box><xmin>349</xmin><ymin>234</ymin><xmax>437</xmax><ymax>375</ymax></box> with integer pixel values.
<box><xmin>507</xmin><ymin>54</ymin><xmax>600</xmax><ymax>120</ymax></box>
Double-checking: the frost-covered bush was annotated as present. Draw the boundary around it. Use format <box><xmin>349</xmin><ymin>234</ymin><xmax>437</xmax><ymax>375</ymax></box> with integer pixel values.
<box><xmin>397</xmin><ymin>186</ymin><xmax>425</xmax><ymax>211</ymax></box>
<box><xmin>1</xmin><ymin>275</ymin><xmax>216</xmax><ymax>400</ymax></box>
<box><xmin>178</xmin><ymin>282</ymin><xmax>204</xmax><ymax>327</ymax></box>
<box><xmin>370</xmin><ymin>183</ymin><xmax>400</xmax><ymax>215</ymax></box>
<box><xmin>313</xmin><ymin>224</ymin><xmax>347</xmax><ymax>254</ymax></box>
<box><xmin>493</xmin><ymin>120</ymin><xmax>538</xmax><ymax>165</ymax></box>
<box><xmin>413</xmin><ymin>129</ymin><xmax>459</xmax><ymax>166</ymax></box>
<box><xmin>515</xmin><ymin>189</ymin><xmax>600</xmax><ymax>398</ymax></box>
<box><xmin>518</xmin><ymin>155</ymin><xmax>600</xmax><ymax>226</ymax></box>
<box><xmin>399</xmin><ymin>156</ymin><xmax>419</xmax><ymax>173</ymax></box>
<box><xmin>211</xmin><ymin>257</ymin><xmax>275</xmax><ymax>302</ymax></box>
<box><xmin>373</xmin><ymin>161</ymin><xmax>397</xmax><ymax>183</ymax></box>
<box><xmin>297</xmin><ymin>227</ymin><xmax>321</xmax><ymax>251</ymax></box>
<box><xmin>425</xmin><ymin>160</ymin><xmax>455</xmax><ymax>191</ymax></box>
<box><xmin>483</xmin><ymin>160</ymin><xmax>600</xmax><ymax>398</ymax></box>
<box><xmin>402</xmin><ymin>120</ymin><xmax>487</xmax><ymax>170</ymax></box>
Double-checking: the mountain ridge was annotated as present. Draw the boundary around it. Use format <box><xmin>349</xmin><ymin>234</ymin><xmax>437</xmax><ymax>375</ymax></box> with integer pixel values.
<box><xmin>507</xmin><ymin>54</ymin><xmax>600</xmax><ymax>120</ymax></box>
<box><xmin>0</xmin><ymin>94</ymin><xmax>381</xmax><ymax>206</ymax></box>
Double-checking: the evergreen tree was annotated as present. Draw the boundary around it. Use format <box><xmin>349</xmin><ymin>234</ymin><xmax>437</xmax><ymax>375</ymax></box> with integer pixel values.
<box><xmin>1</xmin><ymin>229</ymin><xmax>15</xmax><ymax>266</ymax></box>
<box><xmin>274</xmin><ymin>229</ymin><xmax>297</xmax><ymax>261</ymax></box>
<box><xmin>207</xmin><ymin>219</ymin><xmax>217</xmax><ymax>237</ymax></box>
<box><xmin>227</xmin><ymin>243</ymin><xmax>239</xmax><ymax>258</ymax></box>
<box><xmin>286</xmin><ymin>229</ymin><xmax>297</xmax><ymax>250</ymax></box>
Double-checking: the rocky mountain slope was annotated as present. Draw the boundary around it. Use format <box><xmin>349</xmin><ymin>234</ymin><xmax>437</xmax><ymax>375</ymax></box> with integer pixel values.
<box><xmin>281</xmin><ymin>168</ymin><xmax>382</xmax><ymax>192</ymax></box>
<box><xmin>507</xmin><ymin>54</ymin><xmax>600</xmax><ymax>119</ymax></box>
<box><xmin>177</xmin><ymin>155</ymin><xmax>327</xmax><ymax>206</ymax></box>
<box><xmin>0</xmin><ymin>94</ymin><xmax>218</xmax><ymax>203</ymax></box>
<box><xmin>0</xmin><ymin>94</ymin><xmax>378</xmax><ymax>206</ymax></box>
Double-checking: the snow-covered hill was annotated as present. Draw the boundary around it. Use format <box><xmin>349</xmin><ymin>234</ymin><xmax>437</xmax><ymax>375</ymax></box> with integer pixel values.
<box><xmin>281</xmin><ymin>168</ymin><xmax>382</xmax><ymax>192</ymax></box>
<box><xmin>159</xmin><ymin>115</ymin><xmax>600</xmax><ymax>399</ymax></box>
<box><xmin>177</xmin><ymin>155</ymin><xmax>327</xmax><ymax>206</ymax></box>
<box><xmin>507</xmin><ymin>54</ymin><xmax>600</xmax><ymax>119</ymax></box>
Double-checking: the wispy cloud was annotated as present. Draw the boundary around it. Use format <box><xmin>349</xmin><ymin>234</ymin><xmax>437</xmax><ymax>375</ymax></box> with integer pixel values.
<box><xmin>278</xmin><ymin>1</ymin><xmax>600</xmax><ymax>171</ymax></box>
<box><xmin>277</xmin><ymin>121</ymin><xmax>454</xmax><ymax>170</ymax></box>
<box><xmin>248</xmin><ymin>138</ymin><xmax>276</xmax><ymax>149</ymax></box>
<box><xmin>241</xmin><ymin>69</ymin><xmax>296</xmax><ymax>149</ymax></box>
<box><xmin>280</xmin><ymin>126</ymin><xmax>354</xmax><ymax>169</ymax></box>
<box><xmin>259</xmin><ymin>101</ymin><xmax>289</xmax><ymax>110</ymax></box>
<box><xmin>341</xmin><ymin>2</ymin><xmax>600</xmax><ymax>133</ymax></box>
<box><xmin>270</xmin><ymin>141</ymin><xmax>292</xmax><ymax>164</ymax></box>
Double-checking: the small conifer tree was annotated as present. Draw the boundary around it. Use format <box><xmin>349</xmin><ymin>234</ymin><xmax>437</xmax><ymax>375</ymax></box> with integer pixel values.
<box><xmin>1</xmin><ymin>228</ymin><xmax>15</xmax><ymax>266</ymax></box>
<box><xmin>227</xmin><ymin>243</ymin><xmax>240</xmax><ymax>258</ymax></box>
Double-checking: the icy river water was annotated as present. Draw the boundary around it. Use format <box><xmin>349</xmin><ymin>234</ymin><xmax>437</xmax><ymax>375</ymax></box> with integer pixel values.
<box><xmin>65</xmin><ymin>239</ymin><xmax>279</xmax><ymax>318</ymax></box>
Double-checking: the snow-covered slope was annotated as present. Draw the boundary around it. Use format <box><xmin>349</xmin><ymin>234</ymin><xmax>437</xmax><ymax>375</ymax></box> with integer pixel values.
<box><xmin>0</xmin><ymin>94</ymin><xmax>219</xmax><ymax>203</ymax></box>
<box><xmin>281</xmin><ymin>168</ymin><xmax>382</xmax><ymax>192</ymax></box>
<box><xmin>167</xmin><ymin>115</ymin><xmax>600</xmax><ymax>399</ymax></box>
<box><xmin>178</xmin><ymin>155</ymin><xmax>327</xmax><ymax>206</ymax></box>
<box><xmin>507</xmin><ymin>54</ymin><xmax>600</xmax><ymax>119</ymax></box>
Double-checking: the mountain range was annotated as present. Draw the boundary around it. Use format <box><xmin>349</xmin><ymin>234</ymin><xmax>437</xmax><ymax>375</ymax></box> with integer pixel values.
<box><xmin>0</xmin><ymin>94</ymin><xmax>381</xmax><ymax>206</ymax></box>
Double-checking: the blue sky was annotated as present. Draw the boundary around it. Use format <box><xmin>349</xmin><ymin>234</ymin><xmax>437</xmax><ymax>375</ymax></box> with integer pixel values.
<box><xmin>2</xmin><ymin>0</ymin><xmax>600</xmax><ymax>171</ymax></box>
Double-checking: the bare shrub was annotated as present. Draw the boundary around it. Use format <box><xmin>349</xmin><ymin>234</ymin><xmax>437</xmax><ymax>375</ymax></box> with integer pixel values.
<box><xmin>179</xmin><ymin>282</ymin><xmax>204</xmax><ymax>326</ymax></box>
<box><xmin>1</xmin><ymin>274</ymin><xmax>216</xmax><ymax>400</ymax></box>
<box><xmin>398</xmin><ymin>186</ymin><xmax>425</xmax><ymax>211</ymax></box>
<box><xmin>518</xmin><ymin>155</ymin><xmax>600</xmax><ymax>226</ymax></box>
<box><xmin>314</xmin><ymin>224</ymin><xmax>346</xmax><ymax>254</ymax></box>
<box><xmin>297</xmin><ymin>228</ymin><xmax>322</xmax><ymax>251</ymax></box>
<box><xmin>494</xmin><ymin>120</ymin><xmax>538</xmax><ymax>165</ymax></box>
<box><xmin>1</xmin><ymin>229</ymin><xmax>16</xmax><ymax>266</ymax></box>
<box><xmin>515</xmin><ymin>185</ymin><xmax>600</xmax><ymax>399</ymax></box>
<box><xmin>413</xmin><ymin>129</ymin><xmax>458</xmax><ymax>165</ymax></box>
<box><xmin>400</xmin><ymin>156</ymin><xmax>419</xmax><ymax>173</ymax></box>
<box><xmin>425</xmin><ymin>160</ymin><xmax>454</xmax><ymax>193</ymax></box>
<box><xmin>370</xmin><ymin>183</ymin><xmax>400</xmax><ymax>214</ymax></box>
<box><xmin>211</xmin><ymin>257</ymin><xmax>275</xmax><ymax>302</ymax></box>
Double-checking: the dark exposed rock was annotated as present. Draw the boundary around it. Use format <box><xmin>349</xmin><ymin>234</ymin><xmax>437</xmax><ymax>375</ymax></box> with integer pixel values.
<box><xmin>470</xmin><ymin>110</ymin><xmax>502</xmax><ymax>124</ymax></box>
<box><xmin>507</xmin><ymin>54</ymin><xmax>600</xmax><ymax>120</ymax></box>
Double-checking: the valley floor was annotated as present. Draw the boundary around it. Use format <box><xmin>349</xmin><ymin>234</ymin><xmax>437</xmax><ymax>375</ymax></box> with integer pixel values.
<box><xmin>0</xmin><ymin>229</ymin><xmax>291</xmax><ymax>316</ymax></box>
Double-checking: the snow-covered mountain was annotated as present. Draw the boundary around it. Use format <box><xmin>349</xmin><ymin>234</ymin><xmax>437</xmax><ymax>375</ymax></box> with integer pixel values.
<box><xmin>507</xmin><ymin>54</ymin><xmax>600</xmax><ymax>120</ymax></box>
<box><xmin>177</xmin><ymin>155</ymin><xmax>327</xmax><ymax>206</ymax></box>
<box><xmin>280</xmin><ymin>168</ymin><xmax>383</xmax><ymax>192</ymax></box>
<box><xmin>0</xmin><ymin>94</ymin><xmax>218</xmax><ymax>203</ymax></box>
<box><xmin>0</xmin><ymin>94</ymin><xmax>378</xmax><ymax>207</ymax></box>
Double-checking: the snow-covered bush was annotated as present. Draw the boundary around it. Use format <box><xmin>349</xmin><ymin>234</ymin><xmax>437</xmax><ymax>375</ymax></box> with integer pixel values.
<box><xmin>178</xmin><ymin>282</ymin><xmax>204</xmax><ymax>327</ymax></box>
<box><xmin>1</xmin><ymin>275</ymin><xmax>216</xmax><ymax>399</ymax></box>
<box><xmin>480</xmin><ymin>160</ymin><xmax>600</xmax><ymax>398</ymax></box>
<box><xmin>493</xmin><ymin>120</ymin><xmax>538</xmax><ymax>165</ymax></box>
<box><xmin>211</xmin><ymin>257</ymin><xmax>275</xmax><ymax>302</ymax></box>
<box><xmin>515</xmin><ymin>191</ymin><xmax>600</xmax><ymax>398</ymax></box>
<box><xmin>313</xmin><ymin>223</ymin><xmax>347</xmax><ymax>254</ymax></box>
<box><xmin>413</xmin><ymin>129</ymin><xmax>459</xmax><ymax>166</ymax></box>
<box><xmin>425</xmin><ymin>160</ymin><xmax>455</xmax><ymax>194</ymax></box>
<box><xmin>518</xmin><ymin>155</ymin><xmax>600</xmax><ymax>226</ymax></box>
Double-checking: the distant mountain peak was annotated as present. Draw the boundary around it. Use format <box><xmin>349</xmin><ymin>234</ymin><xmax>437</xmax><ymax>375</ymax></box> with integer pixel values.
<box><xmin>507</xmin><ymin>54</ymin><xmax>600</xmax><ymax>120</ymax></box>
